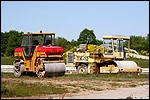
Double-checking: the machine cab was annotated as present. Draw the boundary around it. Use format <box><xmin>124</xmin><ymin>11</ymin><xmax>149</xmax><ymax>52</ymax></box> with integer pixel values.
<box><xmin>102</xmin><ymin>35</ymin><xmax>130</xmax><ymax>60</ymax></box>
<box><xmin>21</xmin><ymin>31</ymin><xmax>55</xmax><ymax>57</ymax></box>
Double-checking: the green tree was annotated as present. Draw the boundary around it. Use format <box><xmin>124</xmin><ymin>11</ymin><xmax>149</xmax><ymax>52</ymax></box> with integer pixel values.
<box><xmin>5</xmin><ymin>30</ymin><xmax>23</xmax><ymax>56</ymax></box>
<box><xmin>1</xmin><ymin>32</ymin><xmax>10</xmax><ymax>56</ymax></box>
<box><xmin>130</xmin><ymin>35</ymin><xmax>149</xmax><ymax>52</ymax></box>
<box><xmin>96</xmin><ymin>39</ymin><xmax>103</xmax><ymax>46</ymax></box>
<box><xmin>70</xmin><ymin>39</ymin><xmax>78</xmax><ymax>47</ymax></box>
<box><xmin>146</xmin><ymin>33</ymin><xmax>149</xmax><ymax>52</ymax></box>
<box><xmin>77</xmin><ymin>28</ymin><xmax>97</xmax><ymax>45</ymax></box>
<box><xmin>55</xmin><ymin>37</ymin><xmax>72</xmax><ymax>52</ymax></box>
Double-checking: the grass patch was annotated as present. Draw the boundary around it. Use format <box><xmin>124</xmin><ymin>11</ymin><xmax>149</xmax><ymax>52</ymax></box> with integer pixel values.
<box><xmin>1</xmin><ymin>72</ymin><xmax>149</xmax><ymax>98</ymax></box>
<box><xmin>80</xmin><ymin>84</ymin><xmax>92</xmax><ymax>90</ymax></box>
<box><xmin>1</xmin><ymin>80</ymin><xmax>68</xmax><ymax>98</ymax></box>
<box><xmin>91</xmin><ymin>88</ymin><xmax>103</xmax><ymax>91</ymax></box>
<box><xmin>1</xmin><ymin>72</ymin><xmax>15</xmax><ymax>78</ymax></box>
<box><xmin>129</xmin><ymin>84</ymin><xmax>137</xmax><ymax>87</ymax></box>
<box><xmin>66</xmin><ymin>83</ymin><xmax>77</xmax><ymax>87</ymax></box>
<box><xmin>1</xmin><ymin>72</ymin><xmax>38</xmax><ymax>79</ymax></box>
<box><xmin>109</xmin><ymin>83</ymin><xmax>120</xmax><ymax>87</ymax></box>
<box><xmin>125</xmin><ymin>57</ymin><xmax>149</xmax><ymax>68</ymax></box>
<box><xmin>2</xmin><ymin>72</ymin><xmax>149</xmax><ymax>82</ymax></box>
<box><xmin>71</xmin><ymin>89</ymin><xmax>80</xmax><ymax>93</ymax></box>
<box><xmin>1</xmin><ymin>56</ymin><xmax>16</xmax><ymax>65</ymax></box>
<box><xmin>80</xmin><ymin>84</ymin><xmax>103</xmax><ymax>91</ymax></box>
<box><xmin>65</xmin><ymin>73</ymin><xmax>149</xmax><ymax>81</ymax></box>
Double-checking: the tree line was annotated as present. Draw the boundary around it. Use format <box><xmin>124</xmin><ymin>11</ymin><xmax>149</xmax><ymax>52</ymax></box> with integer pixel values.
<box><xmin>1</xmin><ymin>28</ymin><xmax>149</xmax><ymax>56</ymax></box>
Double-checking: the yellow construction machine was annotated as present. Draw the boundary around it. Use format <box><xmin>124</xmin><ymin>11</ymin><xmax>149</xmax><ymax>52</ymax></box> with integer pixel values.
<box><xmin>13</xmin><ymin>31</ymin><xmax>65</xmax><ymax>77</ymax></box>
<box><xmin>65</xmin><ymin>35</ymin><xmax>142</xmax><ymax>74</ymax></box>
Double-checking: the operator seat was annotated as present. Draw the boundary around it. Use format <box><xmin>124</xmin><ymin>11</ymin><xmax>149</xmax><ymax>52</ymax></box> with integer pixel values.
<box><xmin>46</xmin><ymin>40</ymin><xmax>52</xmax><ymax>46</ymax></box>
<box><xmin>32</xmin><ymin>40</ymin><xmax>39</xmax><ymax>46</ymax></box>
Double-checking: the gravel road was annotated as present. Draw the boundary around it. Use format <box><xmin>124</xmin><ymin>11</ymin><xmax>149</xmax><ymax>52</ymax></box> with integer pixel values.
<box><xmin>60</xmin><ymin>85</ymin><xmax>149</xmax><ymax>99</ymax></box>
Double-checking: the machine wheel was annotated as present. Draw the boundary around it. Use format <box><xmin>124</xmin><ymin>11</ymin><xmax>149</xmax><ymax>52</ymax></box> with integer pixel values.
<box><xmin>36</xmin><ymin>68</ymin><xmax>45</xmax><ymax>78</ymax></box>
<box><xmin>77</xmin><ymin>64</ymin><xmax>88</xmax><ymax>74</ymax></box>
<box><xmin>13</xmin><ymin>63</ymin><xmax>24</xmax><ymax>77</ymax></box>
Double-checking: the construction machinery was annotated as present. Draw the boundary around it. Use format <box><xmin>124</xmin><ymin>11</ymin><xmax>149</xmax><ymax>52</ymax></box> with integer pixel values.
<box><xmin>65</xmin><ymin>35</ymin><xmax>142</xmax><ymax>74</ymax></box>
<box><xmin>13</xmin><ymin>31</ymin><xmax>66</xmax><ymax>77</ymax></box>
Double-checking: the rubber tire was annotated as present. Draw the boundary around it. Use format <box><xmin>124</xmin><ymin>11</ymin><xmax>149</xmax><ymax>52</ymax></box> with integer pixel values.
<box><xmin>14</xmin><ymin>64</ymin><xmax>24</xmax><ymax>77</ymax></box>
<box><xmin>77</xmin><ymin>64</ymin><xmax>88</xmax><ymax>74</ymax></box>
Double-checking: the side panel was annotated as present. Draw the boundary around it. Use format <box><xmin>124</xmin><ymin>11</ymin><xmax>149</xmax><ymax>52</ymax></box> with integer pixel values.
<box><xmin>113</xmin><ymin>52</ymin><xmax>124</xmax><ymax>59</ymax></box>
<box><xmin>24</xmin><ymin>60</ymin><xmax>32</xmax><ymax>72</ymax></box>
<box><xmin>88</xmin><ymin>63</ymin><xmax>99</xmax><ymax>74</ymax></box>
<box><xmin>100</xmin><ymin>65</ymin><xmax>119</xmax><ymax>73</ymax></box>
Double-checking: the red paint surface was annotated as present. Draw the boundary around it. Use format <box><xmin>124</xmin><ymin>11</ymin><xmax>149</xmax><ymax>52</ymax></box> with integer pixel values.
<box><xmin>14</xmin><ymin>46</ymin><xmax>64</xmax><ymax>53</ymax></box>
<box><xmin>14</xmin><ymin>47</ymin><xmax>22</xmax><ymax>52</ymax></box>
<box><xmin>37</xmin><ymin>46</ymin><xmax>64</xmax><ymax>53</ymax></box>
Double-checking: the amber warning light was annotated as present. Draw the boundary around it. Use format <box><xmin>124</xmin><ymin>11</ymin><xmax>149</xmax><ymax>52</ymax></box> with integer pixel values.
<box><xmin>40</xmin><ymin>30</ymin><xmax>42</xmax><ymax>34</ymax></box>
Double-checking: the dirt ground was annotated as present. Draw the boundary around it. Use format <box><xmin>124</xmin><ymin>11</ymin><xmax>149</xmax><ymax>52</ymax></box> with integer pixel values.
<box><xmin>2</xmin><ymin>85</ymin><xmax>149</xmax><ymax>99</ymax></box>
<box><xmin>1</xmin><ymin>73</ymin><xmax>149</xmax><ymax>99</ymax></box>
<box><xmin>61</xmin><ymin>85</ymin><xmax>149</xmax><ymax>99</ymax></box>
<box><xmin>40</xmin><ymin>85</ymin><xmax>149</xmax><ymax>99</ymax></box>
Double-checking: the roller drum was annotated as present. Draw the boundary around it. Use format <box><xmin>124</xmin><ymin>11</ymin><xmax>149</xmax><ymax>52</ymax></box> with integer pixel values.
<box><xmin>114</xmin><ymin>61</ymin><xmax>138</xmax><ymax>69</ymax></box>
<box><xmin>14</xmin><ymin>63</ymin><xmax>24</xmax><ymax>77</ymax></box>
<box><xmin>44</xmin><ymin>62</ymin><xmax>66</xmax><ymax>77</ymax></box>
<box><xmin>112</xmin><ymin>60</ymin><xmax>140</xmax><ymax>73</ymax></box>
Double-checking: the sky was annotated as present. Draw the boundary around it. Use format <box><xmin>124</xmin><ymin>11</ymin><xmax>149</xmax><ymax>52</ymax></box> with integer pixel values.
<box><xmin>1</xmin><ymin>1</ymin><xmax>149</xmax><ymax>41</ymax></box>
